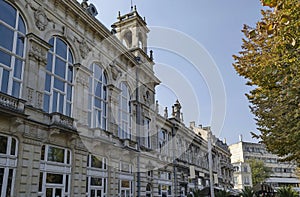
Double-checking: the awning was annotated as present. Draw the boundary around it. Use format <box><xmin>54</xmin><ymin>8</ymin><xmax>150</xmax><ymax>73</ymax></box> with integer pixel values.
<box><xmin>266</xmin><ymin>177</ymin><xmax>300</xmax><ymax>184</ymax></box>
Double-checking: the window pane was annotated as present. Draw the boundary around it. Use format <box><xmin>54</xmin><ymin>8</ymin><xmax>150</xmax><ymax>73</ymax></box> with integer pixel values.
<box><xmin>55</xmin><ymin>188</ymin><xmax>62</xmax><ymax>196</ymax></box>
<box><xmin>67</xmin><ymin>65</ymin><xmax>73</xmax><ymax>82</ymax></box>
<box><xmin>68</xmin><ymin>50</ymin><xmax>73</xmax><ymax>63</ymax></box>
<box><xmin>6</xmin><ymin>169</ymin><xmax>13</xmax><ymax>196</ymax></box>
<box><xmin>66</xmin><ymin>85</ymin><xmax>72</xmax><ymax>101</ymax></box>
<box><xmin>45</xmin><ymin>74</ymin><xmax>51</xmax><ymax>92</ymax></box>
<box><xmin>0</xmin><ymin>136</ymin><xmax>7</xmax><ymax>154</ymax></box>
<box><xmin>0</xmin><ymin>168</ymin><xmax>4</xmax><ymax>192</ymax></box>
<box><xmin>59</xmin><ymin>94</ymin><xmax>64</xmax><ymax>113</ymax></box>
<box><xmin>46</xmin><ymin>53</ymin><xmax>53</xmax><ymax>71</ymax></box>
<box><xmin>13</xmin><ymin>58</ymin><xmax>22</xmax><ymax>79</ymax></box>
<box><xmin>43</xmin><ymin>94</ymin><xmax>50</xmax><ymax>112</ymax></box>
<box><xmin>46</xmin><ymin>173</ymin><xmax>63</xmax><ymax>184</ymax></box>
<box><xmin>94</xmin><ymin>81</ymin><xmax>102</xmax><ymax>97</ymax></box>
<box><xmin>1</xmin><ymin>69</ymin><xmax>9</xmax><ymax>93</ymax></box>
<box><xmin>47</xmin><ymin>146</ymin><xmax>64</xmax><ymax>163</ymax></box>
<box><xmin>16</xmin><ymin>33</ymin><xmax>25</xmax><ymax>57</ymax></box>
<box><xmin>54</xmin><ymin>78</ymin><xmax>64</xmax><ymax>91</ymax></box>
<box><xmin>54</xmin><ymin>57</ymin><xmax>66</xmax><ymax>78</ymax></box>
<box><xmin>17</xmin><ymin>16</ymin><xmax>26</xmax><ymax>34</ymax></box>
<box><xmin>10</xmin><ymin>138</ymin><xmax>16</xmax><ymax>155</ymax></box>
<box><xmin>94</xmin><ymin>98</ymin><xmax>101</xmax><ymax>108</ymax></box>
<box><xmin>65</xmin><ymin>175</ymin><xmax>69</xmax><ymax>192</ymax></box>
<box><xmin>91</xmin><ymin>155</ymin><xmax>103</xmax><ymax>168</ymax></box>
<box><xmin>12</xmin><ymin>81</ymin><xmax>20</xmax><ymax>98</ymax></box>
<box><xmin>48</xmin><ymin>38</ymin><xmax>54</xmax><ymax>51</ymax></box>
<box><xmin>55</xmin><ymin>38</ymin><xmax>67</xmax><ymax>59</ymax></box>
<box><xmin>46</xmin><ymin>188</ymin><xmax>52</xmax><ymax>197</ymax></box>
<box><xmin>0</xmin><ymin>50</ymin><xmax>11</xmax><ymax>66</ymax></box>
<box><xmin>0</xmin><ymin>24</ymin><xmax>14</xmax><ymax>51</ymax></box>
<box><xmin>52</xmin><ymin>88</ymin><xmax>59</xmax><ymax>108</ymax></box>
<box><xmin>66</xmin><ymin>103</ymin><xmax>71</xmax><ymax>117</ymax></box>
<box><xmin>94</xmin><ymin>64</ymin><xmax>102</xmax><ymax>80</ymax></box>
<box><xmin>91</xmin><ymin>177</ymin><xmax>102</xmax><ymax>186</ymax></box>
<box><xmin>0</xmin><ymin>0</ymin><xmax>16</xmax><ymax>27</ymax></box>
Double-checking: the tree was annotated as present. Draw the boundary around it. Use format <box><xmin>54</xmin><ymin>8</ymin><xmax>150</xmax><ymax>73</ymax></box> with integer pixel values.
<box><xmin>215</xmin><ymin>189</ymin><xmax>231</xmax><ymax>197</ymax></box>
<box><xmin>247</xmin><ymin>159</ymin><xmax>271</xmax><ymax>185</ymax></box>
<box><xmin>277</xmin><ymin>186</ymin><xmax>298</xmax><ymax>197</ymax></box>
<box><xmin>241</xmin><ymin>187</ymin><xmax>255</xmax><ymax>197</ymax></box>
<box><xmin>233</xmin><ymin>0</ymin><xmax>300</xmax><ymax>163</ymax></box>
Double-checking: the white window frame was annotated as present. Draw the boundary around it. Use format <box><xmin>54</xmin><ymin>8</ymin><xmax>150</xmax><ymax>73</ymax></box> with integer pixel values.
<box><xmin>0</xmin><ymin>1</ymin><xmax>26</xmax><ymax>98</ymax></box>
<box><xmin>0</xmin><ymin>134</ymin><xmax>18</xmax><ymax>197</ymax></box>
<box><xmin>118</xmin><ymin>82</ymin><xmax>132</xmax><ymax>140</ymax></box>
<box><xmin>88</xmin><ymin>63</ymin><xmax>107</xmax><ymax>130</ymax></box>
<box><xmin>86</xmin><ymin>154</ymin><xmax>108</xmax><ymax>197</ymax></box>
<box><xmin>38</xmin><ymin>145</ymin><xmax>71</xmax><ymax>197</ymax></box>
<box><xmin>44</xmin><ymin>37</ymin><xmax>74</xmax><ymax>116</ymax></box>
<box><xmin>119</xmin><ymin>180</ymin><xmax>133</xmax><ymax>197</ymax></box>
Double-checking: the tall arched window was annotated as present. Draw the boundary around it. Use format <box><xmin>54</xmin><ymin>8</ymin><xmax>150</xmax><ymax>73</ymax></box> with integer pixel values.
<box><xmin>118</xmin><ymin>82</ymin><xmax>131</xmax><ymax>139</ymax></box>
<box><xmin>88</xmin><ymin>63</ymin><xmax>107</xmax><ymax>130</ymax></box>
<box><xmin>0</xmin><ymin>0</ymin><xmax>26</xmax><ymax>98</ymax></box>
<box><xmin>43</xmin><ymin>37</ymin><xmax>74</xmax><ymax>116</ymax></box>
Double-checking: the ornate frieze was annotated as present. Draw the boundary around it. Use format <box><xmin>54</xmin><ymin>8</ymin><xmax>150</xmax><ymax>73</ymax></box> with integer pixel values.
<box><xmin>34</xmin><ymin>6</ymin><xmax>48</xmax><ymax>31</ymax></box>
<box><xmin>27</xmin><ymin>33</ymin><xmax>51</xmax><ymax>65</ymax></box>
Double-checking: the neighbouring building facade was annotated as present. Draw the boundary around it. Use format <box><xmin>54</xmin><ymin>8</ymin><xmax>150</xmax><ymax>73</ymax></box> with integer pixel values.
<box><xmin>0</xmin><ymin>0</ymin><xmax>233</xmax><ymax>196</ymax></box>
<box><xmin>229</xmin><ymin>136</ymin><xmax>300</xmax><ymax>192</ymax></box>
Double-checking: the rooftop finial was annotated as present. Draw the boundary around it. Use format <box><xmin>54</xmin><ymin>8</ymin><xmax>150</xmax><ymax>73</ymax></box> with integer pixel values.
<box><xmin>134</xmin><ymin>5</ymin><xmax>137</xmax><ymax>11</ymax></box>
<box><xmin>130</xmin><ymin>0</ymin><xmax>133</xmax><ymax>11</ymax></box>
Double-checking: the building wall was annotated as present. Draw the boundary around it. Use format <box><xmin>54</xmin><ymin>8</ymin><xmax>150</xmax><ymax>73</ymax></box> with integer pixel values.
<box><xmin>229</xmin><ymin>140</ymin><xmax>300</xmax><ymax>191</ymax></box>
<box><xmin>0</xmin><ymin>0</ymin><xmax>233</xmax><ymax>196</ymax></box>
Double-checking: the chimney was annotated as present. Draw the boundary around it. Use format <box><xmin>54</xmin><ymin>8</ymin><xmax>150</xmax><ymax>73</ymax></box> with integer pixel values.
<box><xmin>190</xmin><ymin>121</ymin><xmax>195</xmax><ymax>128</ymax></box>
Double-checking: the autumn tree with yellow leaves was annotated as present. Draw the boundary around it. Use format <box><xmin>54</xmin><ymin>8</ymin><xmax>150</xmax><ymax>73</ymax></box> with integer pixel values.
<box><xmin>233</xmin><ymin>0</ymin><xmax>300</xmax><ymax>164</ymax></box>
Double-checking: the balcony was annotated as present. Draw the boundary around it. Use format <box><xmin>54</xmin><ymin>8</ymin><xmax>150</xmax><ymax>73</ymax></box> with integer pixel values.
<box><xmin>0</xmin><ymin>92</ymin><xmax>25</xmax><ymax>114</ymax></box>
<box><xmin>50</xmin><ymin>112</ymin><xmax>76</xmax><ymax>131</ymax></box>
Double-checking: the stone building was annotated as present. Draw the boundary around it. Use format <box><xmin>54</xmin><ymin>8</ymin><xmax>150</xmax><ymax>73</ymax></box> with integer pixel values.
<box><xmin>0</xmin><ymin>0</ymin><xmax>233</xmax><ymax>196</ymax></box>
<box><xmin>229</xmin><ymin>136</ymin><xmax>300</xmax><ymax>192</ymax></box>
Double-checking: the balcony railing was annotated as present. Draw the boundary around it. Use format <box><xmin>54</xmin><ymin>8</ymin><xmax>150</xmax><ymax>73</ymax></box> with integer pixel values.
<box><xmin>0</xmin><ymin>92</ymin><xmax>25</xmax><ymax>113</ymax></box>
<box><xmin>50</xmin><ymin>112</ymin><xmax>76</xmax><ymax>130</ymax></box>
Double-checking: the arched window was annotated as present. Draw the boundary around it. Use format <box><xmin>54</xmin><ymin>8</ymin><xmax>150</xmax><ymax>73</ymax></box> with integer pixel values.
<box><xmin>0</xmin><ymin>0</ymin><xmax>26</xmax><ymax>98</ymax></box>
<box><xmin>43</xmin><ymin>37</ymin><xmax>74</xmax><ymax>116</ymax></box>
<box><xmin>88</xmin><ymin>63</ymin><xmax>107</xmax><ymax>130</ymax></box>
<box><xmin>122</xmin><ymin>30</ymin><xmax>132</xmax><ymax>48</ymax></box>
<box><xmin>118</xmin><ymin>82</ymin><xmax>131</xmax><ymax>139</ymax></box>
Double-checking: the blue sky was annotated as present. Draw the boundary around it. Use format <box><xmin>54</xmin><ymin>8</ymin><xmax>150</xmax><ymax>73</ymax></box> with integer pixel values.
<box><xmin>89</xmin><ymin>0</ymin><xmax>264</xmax><ymax>144</ymax></box>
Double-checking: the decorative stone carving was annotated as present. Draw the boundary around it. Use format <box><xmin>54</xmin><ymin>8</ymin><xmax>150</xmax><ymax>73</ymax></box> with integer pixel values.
<box><xmin>34</xmin><ymin>6</ymin><xmax>48</xmax><ymax>31</ymax></box>
<box><xmin>28</xmin><ymin>40</ymin><xmax>47</xmax><ymax>64</ymax></box>
<box><xmin>36</xmin><ymin>91</ymin><xmax>43</xmax><ymax>109</ymax></box>
<box><xmin>77</xmin><ymin>39</ymin><xmax>91</xmax><ymax>59</ymax></box>
<box><xmin>76</xmin><ymin>73</ymin><xmax>89</xmax><ymax>87</ymax></box>
<box><xmin>109</xmin><ymin>63</ymin><xmax>121</xmax><ymax>80</ymax></box>
<box><xmin>27</xmin><ymin>87</ymin><xmax>34</xmax><ymax>105</ymax></box>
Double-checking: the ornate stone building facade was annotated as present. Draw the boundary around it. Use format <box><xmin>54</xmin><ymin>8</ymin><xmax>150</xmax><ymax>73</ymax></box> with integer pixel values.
<box><xmin>0</xmin><ymin>0</ymin><xmax>233</xmax><ymax>196</ymax></box>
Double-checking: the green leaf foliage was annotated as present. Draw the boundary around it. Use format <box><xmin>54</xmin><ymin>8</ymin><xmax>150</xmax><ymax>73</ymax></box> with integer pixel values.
<box><xmin>233</xmin><ymin>0</ymin><xmax>300</xmax><ymax>164</ymax></box>
<box><xmin>241</xmin><ymin>187</ymin><xmax>255</xmax><ymax>197</ymax></box>
<box><xmin>277</xmin><ymin>186</ymin><xmax>298</xmax><ymax>197</ymax></box>
<box><xmin>247</xmin><ymin>159</ymin><xmax>271</xmax><ymax>186</ymax></box>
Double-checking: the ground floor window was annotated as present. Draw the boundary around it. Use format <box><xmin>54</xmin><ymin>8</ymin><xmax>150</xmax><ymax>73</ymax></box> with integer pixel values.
<box><xmin>119</xmin><ymin>180</ymin><xmax>133</xmax><ymax>197</ymax></box>
<box><xmin>158</xmin><ymin>184</ymin><xmax>172</xmax><ymax>197</ymax></box>
<box><xmin>0</xmin><ymin>134</ymin><xmax>18</xmax><ymax>197</ymax></box>
<box><xmin>86</xmin><ymin>176</ymin><xmax>107</xmax><ymax>197</ymax></box>
<box><xmin>86</xmin><ymin>154</ymin><xmax>108</xmax><ymax>197</ymax></box>
<box><xmin>38</xmin><ymin>144</ymin><xmax>71</xmax><ymax>197</ymax></box>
